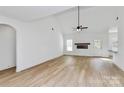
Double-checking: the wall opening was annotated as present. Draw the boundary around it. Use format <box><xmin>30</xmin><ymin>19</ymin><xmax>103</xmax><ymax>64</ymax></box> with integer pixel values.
<box><xmin>0</xmin><ymin>24</ymin><xmax>16</xmax><ymax>71</ymax></box>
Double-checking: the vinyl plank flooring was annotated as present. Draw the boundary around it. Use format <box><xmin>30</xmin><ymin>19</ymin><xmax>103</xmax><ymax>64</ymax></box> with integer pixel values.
<box><xmin>0</xmin><ymin>55</ymin><xmax>124</xmax><ymax>87</ymax></box>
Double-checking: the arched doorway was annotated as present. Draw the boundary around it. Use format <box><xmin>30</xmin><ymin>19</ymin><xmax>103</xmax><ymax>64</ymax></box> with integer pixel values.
<box><xmin>0</xmin><ymin>24</ymin><xmax>16</xmax><ymax>71</ymax></box>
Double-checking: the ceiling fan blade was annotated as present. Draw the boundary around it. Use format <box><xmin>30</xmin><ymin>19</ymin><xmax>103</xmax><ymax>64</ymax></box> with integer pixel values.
<box><xmin>81</xmin><ymin>27</ymin><xmax>88</xmax><ymax>29</ymax></box>
<box><xmin>72</xmin><ymin>26</ymin><xmax>88</xmax><ymax>31</ymax></box>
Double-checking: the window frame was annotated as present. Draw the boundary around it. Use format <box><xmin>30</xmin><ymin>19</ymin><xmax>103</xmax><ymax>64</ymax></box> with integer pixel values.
<box><xmin>66</xmin><ymin>39</ymin><xmax>73</xmax><ymax>51</ymax></box>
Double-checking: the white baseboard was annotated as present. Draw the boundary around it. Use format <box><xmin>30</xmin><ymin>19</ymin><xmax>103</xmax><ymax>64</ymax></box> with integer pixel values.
<box><xmin>0</xmin><ymin>65</ymin><xmax>16</xmax><ymax>71</ymax></box>
<box><xmin>114</xmin><ymin>63</ymin><xmax>124</xmax><ymax>72</ymax></box>
<box><xmin>16</xmin><ymin>54</ymin><xmax>63</xmax><ymax>72</ymax></box>
<box><xmin>64</xmin><ymin>54</ymin><xmax>109</xmax><ymax>57</ymax></box>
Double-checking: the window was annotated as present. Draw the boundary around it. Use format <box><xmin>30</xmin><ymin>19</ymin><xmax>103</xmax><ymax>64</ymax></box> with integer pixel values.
<box><xmin>94</xmin><ymin>40</ymin><xmax>102</xmax><ymax>49</ymax></box>
<box><xmin>66</xmin><ymin>39</ymin><xmax>73</xmax><ymax>51</ymax></box>
<box><xmin>109</xmin><ymin>26</ymin><xmax>118</xmax><ymax>52</ymax></box>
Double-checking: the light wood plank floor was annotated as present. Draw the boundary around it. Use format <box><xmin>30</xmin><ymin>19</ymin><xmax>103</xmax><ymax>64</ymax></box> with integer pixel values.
<box><xmin>0</xmin><ymin>55</ymin><xmax>124</xmax><ymax>87</ymax></box>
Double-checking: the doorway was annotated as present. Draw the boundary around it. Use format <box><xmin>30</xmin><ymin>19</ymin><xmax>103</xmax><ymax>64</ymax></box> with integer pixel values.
<box><xmin>0</xmin><ymin>24</ymin><xmax>16</xmax><ymax>71</ymax></box>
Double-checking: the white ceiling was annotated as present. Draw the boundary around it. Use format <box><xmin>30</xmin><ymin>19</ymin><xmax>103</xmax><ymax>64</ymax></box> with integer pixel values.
<box><xmin>0</xmin><ymin>6</ymin><xmax>73</xmax><ymax>22</ymax></box>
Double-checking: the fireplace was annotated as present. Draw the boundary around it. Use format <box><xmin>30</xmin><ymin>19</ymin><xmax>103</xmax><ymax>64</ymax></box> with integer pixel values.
<box><xmin>75</xmin><ymin>43</ymin><xmax>90</xmax><ymax>49</ymax></box>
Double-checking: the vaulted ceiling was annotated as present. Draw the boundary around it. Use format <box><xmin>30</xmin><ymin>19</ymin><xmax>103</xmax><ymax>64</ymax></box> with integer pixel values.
<box><xmin>0</xmin><ymin>6</ymin><xmax>117</xmax><ymax>35</ymax></box>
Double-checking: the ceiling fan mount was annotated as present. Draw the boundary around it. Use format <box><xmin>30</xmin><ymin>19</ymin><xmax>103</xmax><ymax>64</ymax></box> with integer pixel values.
<box><xmin>73</xmin><ymin>6</ymin><xmax>88</xmax><ymax>32</ymax></box>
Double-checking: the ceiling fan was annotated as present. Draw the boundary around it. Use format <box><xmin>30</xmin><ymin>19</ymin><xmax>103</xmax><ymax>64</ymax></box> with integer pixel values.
<box><xmin>73</xmin><ymin>6</ymin><xmax>88</xmax><ymax>31</ymax></box>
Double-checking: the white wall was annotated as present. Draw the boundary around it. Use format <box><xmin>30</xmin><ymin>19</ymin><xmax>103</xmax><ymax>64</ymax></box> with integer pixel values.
<box><xmin>113</xmin><ymin>7</ymin><xmax>124</xmax><ymax>71</ymax></box>
<box><xmin>0</xmin><ymin>15</ymin><xmax>63</xmax><ymax>72</ymax></box>
<box><xmin>17</xmin><ymin>16</ymin><xmax>63</xmax><ymax>71</ymax></box>
<box><xmin>0</xmin><ymin>24</ymin><xmax>16</xmax><ymax>70</ymax></box>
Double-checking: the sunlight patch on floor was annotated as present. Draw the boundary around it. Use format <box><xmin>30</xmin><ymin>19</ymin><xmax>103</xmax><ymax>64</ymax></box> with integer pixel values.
<box><xmin>100</xmin><ymin>58</ymin><xmax>112</xmax><ymax>62</ymax></box>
